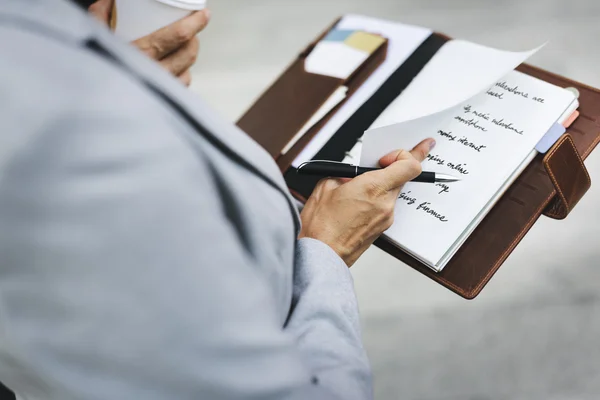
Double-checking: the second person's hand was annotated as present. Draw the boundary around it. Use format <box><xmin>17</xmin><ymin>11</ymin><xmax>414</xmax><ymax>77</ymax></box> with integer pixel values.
<box><xmin>299</xmin><ymin>138</ymin><xmax>436</xmax><ymax>267</ymax></box>
<box><xmin>89</xmin><ymin>0</ymin><xmax>210</xmax><ymax>86</ymax></box>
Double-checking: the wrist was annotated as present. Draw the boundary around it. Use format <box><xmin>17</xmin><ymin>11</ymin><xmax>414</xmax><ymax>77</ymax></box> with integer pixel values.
<box><xmin>297</xmin><ymin>233</ymin><xmax>351</xmax><ymax>267</ymax></box>
<box><xmin>297</xmin><ymin>237</ymin><xmax>349</xmax><ymax>268</ymax></box>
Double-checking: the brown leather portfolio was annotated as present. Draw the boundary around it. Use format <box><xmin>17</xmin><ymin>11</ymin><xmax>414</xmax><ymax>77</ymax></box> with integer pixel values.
<box><xmin>237</xmin><ymin>19</ymin><xmax>600</xmax><ymax>299</ymax></box>
<box><xmin>238</xmin><ymin>29</ymin><xmax>388</xmax><ymax>164</ymax></box>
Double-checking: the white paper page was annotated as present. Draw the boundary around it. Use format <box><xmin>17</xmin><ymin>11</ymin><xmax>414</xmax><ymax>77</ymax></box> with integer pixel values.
<box><xmin>291</xmin><ymin>15</ymin><xmax>433</xmax><ymax>167</ymax></box>
<box><xmin>361</xmin><ymin>71</ymin><xmax>575</xmax><ymax>267</ymax></box>
<box><xmin>281</xmin><ymin>87</ymin><xmax>348</xmax><ymax>155</ymax></box>
<box><xmin>434</xmin><ymin>98</ymin><xmax>578</xmax><ymax>270</ymax></box>
<box><xmin>371</xmin><ymin>41</ymin><xmax>543</xmax><ymax>129</ymax></box>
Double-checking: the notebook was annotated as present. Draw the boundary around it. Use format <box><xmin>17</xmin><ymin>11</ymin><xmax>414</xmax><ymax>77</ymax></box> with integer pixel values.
<box><xmin>237</xmin><ymin>14</ymin><xmax>599</xmax><ymax>297</ymax></box>
<box><xmin>353</xmin><ymin>44</ymin><xmax>578</xmax><ymax>272</ymax></box>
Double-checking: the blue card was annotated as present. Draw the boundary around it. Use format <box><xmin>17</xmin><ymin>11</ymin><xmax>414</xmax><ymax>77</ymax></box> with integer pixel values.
<box><xmin>535</xmin><ymin>123</ymin><xmax>566</xmax><ymax>153</ymax></box>
<box><xmin>323</xmin><ymin>29</ymin><xmax>355</xmax><ymax>42</ymax></box>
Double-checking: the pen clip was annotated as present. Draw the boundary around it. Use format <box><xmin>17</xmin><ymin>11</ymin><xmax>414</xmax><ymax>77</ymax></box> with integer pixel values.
<box><xmin>296</xmin><ymin>159</ymin><xmax>352</xmax><ymax>172</ymax></box>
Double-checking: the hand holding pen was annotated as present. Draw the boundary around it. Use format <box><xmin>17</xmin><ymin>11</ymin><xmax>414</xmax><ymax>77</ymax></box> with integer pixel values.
<box><xmin>298</xmin><ymin>139</ymin><xmax>457</xmax><ymax>266</ymax></box>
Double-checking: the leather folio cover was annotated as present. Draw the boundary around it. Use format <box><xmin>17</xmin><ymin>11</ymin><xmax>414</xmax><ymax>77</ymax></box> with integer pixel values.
<box><xmin>237</xmin><ymin>20</ymin><xmax>600</xmax><ymax>299</ymax></box>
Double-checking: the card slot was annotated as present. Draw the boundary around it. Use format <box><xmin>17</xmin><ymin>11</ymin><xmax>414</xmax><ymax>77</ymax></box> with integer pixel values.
<box><xmin>508</xmin><ymin>197</ymin><xmax>526</xmax><ymax>207</ymax></box>
<box><xmin>566</xmin><ymin>116</ymin><xmax>599</xmax><ymax>155</ymax></box>
<box><xmin>569</xmin><ymin>127</ymin><xmax>586</xmax><ymax>136</ymax></box>
<box><xmin>570</xmin><ymin>116</ymin><xmax>597</xmax><ymax>133</ymax></box>
<box><xmin>237</xmin><ymin>58</ymin><xmax>344</xmax><ymax>159</ymax></box>
<box><xmin>520</xmin><ymin>181</ymin><xmax>538</xmax><ymax>192</ymax></box>
<box><xmin>239</xmin><ymin>27</ymin><xmax>388</xmax><ymax>166</ymax></box>
<box><xmin>277</xmin><ymin>38</ymin><xmax>389</xmax><ymax>170</ymax></box>
<box><xmin>535</xmin><ymin>167</ymin><xmax>549</xmax><ymax>176</ymax></box>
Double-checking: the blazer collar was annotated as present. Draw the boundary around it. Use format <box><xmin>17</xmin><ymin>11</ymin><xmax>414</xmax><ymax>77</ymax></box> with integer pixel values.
<box><xmin>91</xmin><ymin>30</ymin><xmax>294</xmax><ymax>199</ymax></box>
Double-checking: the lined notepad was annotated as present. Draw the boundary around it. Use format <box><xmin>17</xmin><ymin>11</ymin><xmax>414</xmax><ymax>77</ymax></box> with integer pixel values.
<box><xmin>360</xmin><ymin>69</ymin><xmax>576</xmax><ymax>272</ymax></box>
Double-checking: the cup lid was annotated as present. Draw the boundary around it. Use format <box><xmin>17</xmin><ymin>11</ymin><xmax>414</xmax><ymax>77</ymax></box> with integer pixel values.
<box><xmin>155</xmin><ymin>0</ymin><xmax>207</xmax><ymax>10</ymax></box>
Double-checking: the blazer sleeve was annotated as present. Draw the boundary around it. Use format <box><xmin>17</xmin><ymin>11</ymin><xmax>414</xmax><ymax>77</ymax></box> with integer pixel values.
<box><xmin>287</xmin><ymin>238</ymin><xmax>373</xmax><ymax>397</ymax></box>
<box><xmin>0</xmin><ymin>32</ymin><xmax>372</xmax><ymax>400</ymax></box>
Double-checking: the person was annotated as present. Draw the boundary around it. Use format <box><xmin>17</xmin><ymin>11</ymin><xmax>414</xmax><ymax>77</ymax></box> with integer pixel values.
<box><xmin>0</xmin><ymin>3</ymin><xmax>207</xmax><ymax>400</ymax></box>
<box><xmin>0</xmin><ymin>1</ymin><xmax>434</xmax><ymax>399</ymax></box>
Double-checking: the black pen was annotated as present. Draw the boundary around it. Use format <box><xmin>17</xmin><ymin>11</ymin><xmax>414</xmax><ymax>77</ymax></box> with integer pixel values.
<box><xmin>297</xmin><ymin>161</ymin><xmax>461</xmax><ymax>183</ymax></box>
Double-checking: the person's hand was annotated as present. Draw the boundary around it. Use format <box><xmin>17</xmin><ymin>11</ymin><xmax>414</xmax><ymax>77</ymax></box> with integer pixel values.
<box><xmin>299</xmin><ymin>138</ymin><xmax>435</xmax><ymax>267</ymax></box>
<box><xmin>89</xmin><ymin>0</ymin><xmax>210</xmax><ymax>86</ymax></box>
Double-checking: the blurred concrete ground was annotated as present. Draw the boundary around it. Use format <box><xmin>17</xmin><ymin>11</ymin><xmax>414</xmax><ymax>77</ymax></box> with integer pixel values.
<box><xmin>190</xmin><ymin>1</ymin><xmax>600</xmax><ymax>399</ymax></box>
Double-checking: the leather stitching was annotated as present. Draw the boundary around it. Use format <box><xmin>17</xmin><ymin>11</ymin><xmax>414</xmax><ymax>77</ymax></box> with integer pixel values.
<box><xmin>468</xmin><ymin>190</ymin><xmax>557</xmax><ymax>297</ymax></box>
<box><xmin>422</xmin><ymin>189</ymin><xmax>555</xmax><ymax>297</ymax></box>
<box><xmin>468</xmin><ymin>133</ymin><xmax>595</xmax><ymax>297</ymax></box>
<box><xmin>544</xmin><ymin>136</ymin><xmax>571</xmax><ymax>217</ymax></box>
<box><xmin>545</xmin><ymin>200</ymin><xmax>563</xmax><ymax>219</ymax></box>
<box><xmin>543</xmin><ymin>135</ymin><xmax>591</xmax><ymax>219</ymax></box>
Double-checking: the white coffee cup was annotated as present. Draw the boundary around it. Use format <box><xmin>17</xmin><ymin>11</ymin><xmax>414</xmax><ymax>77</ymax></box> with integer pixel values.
<box><xmin>112</xmin><ymin>0</ymin><xmax>207</xmax><ymax>42</ymax></box>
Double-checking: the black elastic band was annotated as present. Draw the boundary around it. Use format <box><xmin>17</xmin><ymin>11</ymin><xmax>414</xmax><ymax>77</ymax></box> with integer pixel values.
<box><xmin>284</xmin><ymin>34</ymin><xmax>449</xmax><ymax>198</ymax></box>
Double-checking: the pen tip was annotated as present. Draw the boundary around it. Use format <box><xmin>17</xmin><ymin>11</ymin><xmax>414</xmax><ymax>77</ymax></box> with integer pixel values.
<box><xmin>435</xmin><ymin>173</ymin><xmax>462</xmax><ymax>183</ymax></box>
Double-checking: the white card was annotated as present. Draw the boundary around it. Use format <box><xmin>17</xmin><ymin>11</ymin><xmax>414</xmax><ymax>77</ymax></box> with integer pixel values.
<box><xmin>304</xmin><ymin>41</ymin><xmax>369</xmax><ymax>80</ymax></box>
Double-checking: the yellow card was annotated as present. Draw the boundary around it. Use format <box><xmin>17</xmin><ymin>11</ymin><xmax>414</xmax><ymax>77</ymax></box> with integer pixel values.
<box><xmin>344</xmin><ymin>32</ymin><xmax>385</xmax><ymax>54</ymax></box>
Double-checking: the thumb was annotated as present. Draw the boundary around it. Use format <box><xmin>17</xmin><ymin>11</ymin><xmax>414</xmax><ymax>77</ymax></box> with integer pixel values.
<box><xmin>379</xmin><ymin>138</ymin><xmax>435</xmax><ymax>167</ymax></box>
<box><xmin>371</xmin><ymin>138</ymin><xmax>435</xmax><ymax>192</ymax></box>
<box><xmin>89</xmin><ymin>0</ymin><xmax>114</xmax><ymax>25</ymax></box>
<box><xmin>370</xmin><ymin>149</ymin><xmax>423</xmax><ymax>193</ymax></box>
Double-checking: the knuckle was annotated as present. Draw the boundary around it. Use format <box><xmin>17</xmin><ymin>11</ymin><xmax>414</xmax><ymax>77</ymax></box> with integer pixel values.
<box><xmin>174</xmin><ymin>25</ymin><xmax>194</xmax><ymax>43</ymax></box>
<box><xmin>197</xmin><ymin>13</ymin><xmax>210</xmax><ymax>30</ymax></box>
<box><xmin>190</xmin><ymin>36</ymin><xmax>200</xmax><ymax>54</ymax></box>
<box><xmin>383</xmin><ymin>202</ymin><xmax>395</xmax><ymax>219</ymax></box>
<box><xmin>408</xmin><ymin>159</ymin><xmax>422</xmax><ymax>175</ymax></box>
<box><xmin>373</xmin><ymin>201</ymin><xmax>394</xmax><ymax>230</ymax></box>
<box><xmin>365</xmin><ymin>182</ymin><xmax>386</xmax><ymax>198</ymax></box>
<box><xmin>383</xmin><ymin>214</ymin><xmax>395</xmax><ymax>230</ymax></box>
<box><xmin>382</xmin><ymin>202</ymin><xmax>396</xmax><ymax>228</ymax></box>
<box><xmin>133</xmin><ymin>37</ymin><xmax>150</xmax><ymax>54</ymax></box>
<box><xmin>375</xmin><ymin>199</ymin><xmax>393</xmax><ymax>217</ymax></box>
<box><xmin>319</xmin><ymin>178</ymin><xmax>333</xmax><ymax>189</ymax></box>
<box><xmin>149</xmin><ymin>40</ymin><xmax>166</xmax><ymax>59</ymax></box>
<box><xmin>315</xmin><ymin>178</ymin><xmax>328</xmax><ymax>191</ymax></box>
<box><xmin>394</xmin><ymin>149</ymin><xmax>410</xmax><ymax>161</ymax></box>
<box><xmin>189</xmin><ymin>45</ymin><xmax>199</xmax><ymax>64</ymax></box>
<box><xmin>324</xmin><ymin>179</ymin><xmax>342</xmax><ymax>192</ymax></box>
<box><xmin>314</xmin><ymin>178</ymin><xmax>335</xmax><ymax>196</ymax></box>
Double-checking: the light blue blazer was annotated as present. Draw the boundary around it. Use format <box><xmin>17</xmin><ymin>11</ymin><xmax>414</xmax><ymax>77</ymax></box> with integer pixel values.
<box><xmin>0</xmin><ymin>1</ymin><xmax>372</xmax><ymax>399</ymax></box>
